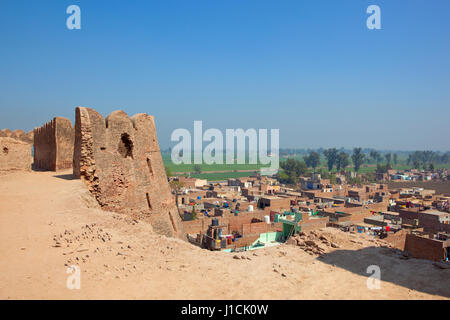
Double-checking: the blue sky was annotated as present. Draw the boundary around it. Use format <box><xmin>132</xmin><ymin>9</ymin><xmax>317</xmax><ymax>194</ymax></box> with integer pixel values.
<box><xmin>0</xmin><ymin>0</ymin><xmax>449</xmax><ymax>150</ymax></box>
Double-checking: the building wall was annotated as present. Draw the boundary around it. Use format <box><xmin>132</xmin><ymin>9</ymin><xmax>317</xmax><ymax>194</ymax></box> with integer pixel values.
<box><xmin>383</xmin><ymin>229</ymin><xmax>408</xmax><ymax>250</ymax></box>
<box><xmin>182</xmin><ymin>211</ymin><xmax>280</xmax><ymax>236</ymax></box>
<box><xmin>55</xmin><ymin>118</ymin><xmax>75</xmax><ymax>170</ymax></box>
<box><xmin>0</xmin><ymin>137</ymin><xmax>31</xmax><ymax>171</ymax></box>
<box><xmin>183</xmin><ymin>219</ymin><xmax>206</xmax><ymax>234</ymax></box>
<box><xmin>404</xmin><ymin>234</ymin><xmax>447</xmax><ymax>261</ymax></box>
<box><xmin>73</xmin><ymin>107</ymin><xmax>183</xmax><ymax>238</ymax></box>
<box><xmin>34</xmin><ymin>120</ymin><xmax>56</xmax><ymax>170</ymax></box>
<box><xmin>300</xmin><ymin>217</ymin><xmax>329</xmax><ymax>232</ymax></box>
<box><xmin>260</xmin><ymin>197</ymin><xmax>291</xmax><ymax>211</ymax></box>
<box><xmin>418</xmin><ymin>212</ymin><xmax>450</xmax><ymax>233</ymax></box>
<box><xmin>34</xmin><ymin>117</ymin><xmax>74</xmax><ymax>171</ymax></box>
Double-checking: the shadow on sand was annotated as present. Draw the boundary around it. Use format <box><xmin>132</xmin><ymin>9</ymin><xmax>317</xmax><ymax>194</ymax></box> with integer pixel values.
<box><xmin>316</xmin><ymin>246</ymin><xmax>450</xmax><ymax>298</ymax></box>
<box><xmin>52</xmin><ymin>174</ymin><xmax>75</xmax><ymax>180</ymax></box>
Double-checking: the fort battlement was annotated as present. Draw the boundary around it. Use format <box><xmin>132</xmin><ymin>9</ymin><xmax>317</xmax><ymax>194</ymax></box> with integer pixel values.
<box><xmin>73</xmin><ymin>107</ymin><xmax>183</xmax><ymax>238</ymax></box>
<box><xmin>33</xmin><ymin>117</ymin><xmax>74</xmax><ymax>171</ymax></box>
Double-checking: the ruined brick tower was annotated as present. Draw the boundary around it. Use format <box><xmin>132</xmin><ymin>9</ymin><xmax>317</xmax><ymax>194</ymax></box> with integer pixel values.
<box><xmin>34</xmin><ymin>117</ymin><xmax>74</xmax><ymax>171</ymax></box>
<box><xmin>73</xmin><ymin>107</ymin><xmax>183</xmax><ymax>238</ymax></box>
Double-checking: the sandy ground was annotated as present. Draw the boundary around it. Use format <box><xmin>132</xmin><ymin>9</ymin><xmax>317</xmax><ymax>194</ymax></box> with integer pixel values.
<box><xmin>0</xmin><ymin>170</ymin><xmax>449</xmax><ymax>300</ymax></box>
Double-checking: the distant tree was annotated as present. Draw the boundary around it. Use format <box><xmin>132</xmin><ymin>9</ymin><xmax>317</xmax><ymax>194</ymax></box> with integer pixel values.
<box><xmin>165</xmin><ymin>166</ymin><xmax>173</xmax><ymax>177</ymax></box>
<box><xmin>336</xmin><ymin>152</ymin><xmax>350</xmax><ymax>172</ymax></box>
<box><xmin>423</xmin><ymin>151</ymin><xmax>435</xmax><ymax>165</ymax></box>
<box><xmin>317</xmin><ymin>168</ymin><xmax>330</xmax><ymax>179</ymax></box>
<box><xmin>193</xmin><ymin>164</ymin><xmax>202</xmax><ymax>174</ymax></box>
<box><xmin>323</xmin><ymin>148</ymin><xmax>338</xmax><ymax>171</ymax></box>
<box><xmin>376</xmin><ymin>154</ymin><xmax>383</xmax><ymax>163</ymax></box>
<box><xmin>376</xmin><ymin>163</ymin><xmax>391</xmax><ymax>174</ymax></box>
<box><xmin>369</xmin><ymin>150</ymin><xmax>377</xmax><ymax>163</ymax></box>
<box><xmin>385</xmin><ymin>153</ymin><xmax>392</xmax><ymax>165</ymax></box>
<box><xmin>393</xmin><ymin>153</ymin><xmax>398</xmax><ymax>165</ymax></box>
<box><xmin>304</xmin><ymin>151</ymin><xmax>320</xmax><ymax>171</ymax></box>
<box><xmin>412</xmin><ymin>157</ymin><xmax>421</xmax><ymax>169</ymax></box>
<box><xmin>429</xmin><ymin>163</ymin><xmax>435</xmax><ymax>171</ymax></box>
<box><xmin>295</xmin><ymin>161</ymin><xmax>308</xmax><ymax>176</ymax></box>
<box><xmin>281</xmin><ymin>158</ymin><xmax>297</xmax><ymax>173</ymax></box>
<box><xmin>408</xmin><ymin>151</ymin><xmax>437</xmax><ymax>170</ymax></box>
<box><xmin>278</xmin><ymin>158</ymin><xmax>306</xmax><ymax>184</ymax></box>
<box><xmin>352</xmin><ymin>148</ymin><xmax>365</xmax><ymax>172</ymax></box>
<box><xmin>277</xmin><ymin>171</ymin><xmax>290</xmax><ymax>184</ymax></box>
<box><xmin>440</xmin><ymin>153</ymin><xmax>450</xmax><ymax>164</ymax></box>
<box><xmin>369</xmin><ymin>150</ymin><xmax>380</xmax><ymax>164</ymax></box>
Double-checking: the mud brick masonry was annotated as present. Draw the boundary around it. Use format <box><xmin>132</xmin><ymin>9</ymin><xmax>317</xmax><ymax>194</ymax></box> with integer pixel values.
<box><xmin>34</xmin><ymin>117</ymin><xmax>74</xmax><ymax>171</ymax></box>
<box><xmin>73</xmin><ymin>107</ymin><xmax>184</xmax><ymax>238</ymax></box>
<box><xmin>0</xmin><ymin>137</ymin><xmax>31</xmax><ymax>171</ymax></box>
<box><xmin>0</xmin><ymin>129</ymin><xmax>34</xmax><ymax>144</ymax></box>
<box><xmin>404</xmin><ymin>233</ymin><xmax>450</xmax><ymax>261</ymax></box>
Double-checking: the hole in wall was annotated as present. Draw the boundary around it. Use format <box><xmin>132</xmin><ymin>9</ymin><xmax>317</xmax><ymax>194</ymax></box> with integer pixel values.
<box><xmin>146</xmin><ymin>193</ymin><xmax>152</xmax><ymax>210</ymax></box>
<box><xmin>147</xmin><ymin>157</ymin><xmax>153</xmax><ymax>175</ymax></box>
<box><xmin>117</xmin><ymin>133</ymin><xmax>133</xmax><ymax>159</ymax></box>
<box><xmin>3</xmin><ymin>147</ymin><xmax>8</xmax><ymax>155</ymax></box>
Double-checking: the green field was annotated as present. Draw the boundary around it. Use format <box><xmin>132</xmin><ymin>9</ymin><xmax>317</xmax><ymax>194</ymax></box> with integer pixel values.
<box><xmin>163</xmin><ymin>151</ymin><xmax>450</xmax><ymax>181</ymax></box>
<box><xmin>189</xmin><ymin>171</ymin><xmax>260</xmax><ymax>181</ymax></box>
<box><xmin>162</xmin><ymin>153</ymin><xmax>269</xmax><ymax>173</ymax></box>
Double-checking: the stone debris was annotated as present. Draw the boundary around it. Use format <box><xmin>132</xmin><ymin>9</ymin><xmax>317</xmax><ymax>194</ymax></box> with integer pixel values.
<box><xmin>286</xmin><ymin>229</ymin><xmax>391</xmax><ymax>257</ymax></box>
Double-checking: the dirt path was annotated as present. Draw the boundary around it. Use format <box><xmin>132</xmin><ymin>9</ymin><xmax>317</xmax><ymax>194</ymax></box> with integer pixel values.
<box><xmin>0</xmin><ymin>170</ymin><xmax>448</xmax><ymax>299</ymax></box>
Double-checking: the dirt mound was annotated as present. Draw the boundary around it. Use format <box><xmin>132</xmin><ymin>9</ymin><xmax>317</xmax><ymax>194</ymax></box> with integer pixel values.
<box><xmin>287</xmin><ymin>229</ymin><xmax>394</xmax><ymax>256</ymax></box>
<box><xmin>0</xmin><ymin>170</ymin><xmax>448</xmax><ymax>300</ymax></box>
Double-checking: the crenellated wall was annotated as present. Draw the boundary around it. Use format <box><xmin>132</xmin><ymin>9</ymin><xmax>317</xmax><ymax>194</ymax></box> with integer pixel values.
<box><xmin>33</xmin><ymin>117</ymin><xmax>74</xmax><ymax>171</ymax></box>
<box><xmin>0</xmin><ymin>129</ymin><xmax>34</xmax><ymax>144</ymax></box>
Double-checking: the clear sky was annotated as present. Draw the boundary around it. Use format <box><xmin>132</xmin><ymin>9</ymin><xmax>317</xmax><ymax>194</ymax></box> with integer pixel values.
<box><xmin>0</xmin><ymin>0</ymin><xmax>449</xmax><ymax>151</ymax></box>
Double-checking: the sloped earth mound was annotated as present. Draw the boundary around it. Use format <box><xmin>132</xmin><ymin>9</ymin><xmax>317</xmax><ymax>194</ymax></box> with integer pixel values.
<box><xmin>0</xmin><ymin>170</ymin><xmax>448</xmax><ymax>299</ymax></box>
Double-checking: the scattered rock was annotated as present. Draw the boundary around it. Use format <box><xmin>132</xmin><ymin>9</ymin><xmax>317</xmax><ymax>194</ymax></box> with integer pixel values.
<box><xmin>330</xmin><ymin>242</ymin><xmax>340</xmax><ymax>248</ymax></box>
<box><xmin>285</xmin><ymin>238</ymin><xmax>296</xmax><ymax>245</ymax></box>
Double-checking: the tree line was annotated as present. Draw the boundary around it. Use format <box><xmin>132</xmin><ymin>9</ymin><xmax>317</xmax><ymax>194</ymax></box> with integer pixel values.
<box><xmin>278</xmin><ymin>148</ymin><xmax>364</xmax><ymax>184</ymax></box>
<box><xmin>278</xmin><ymin>147</ymin><xmax>450</xmax><ymax>185</ymax></box>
